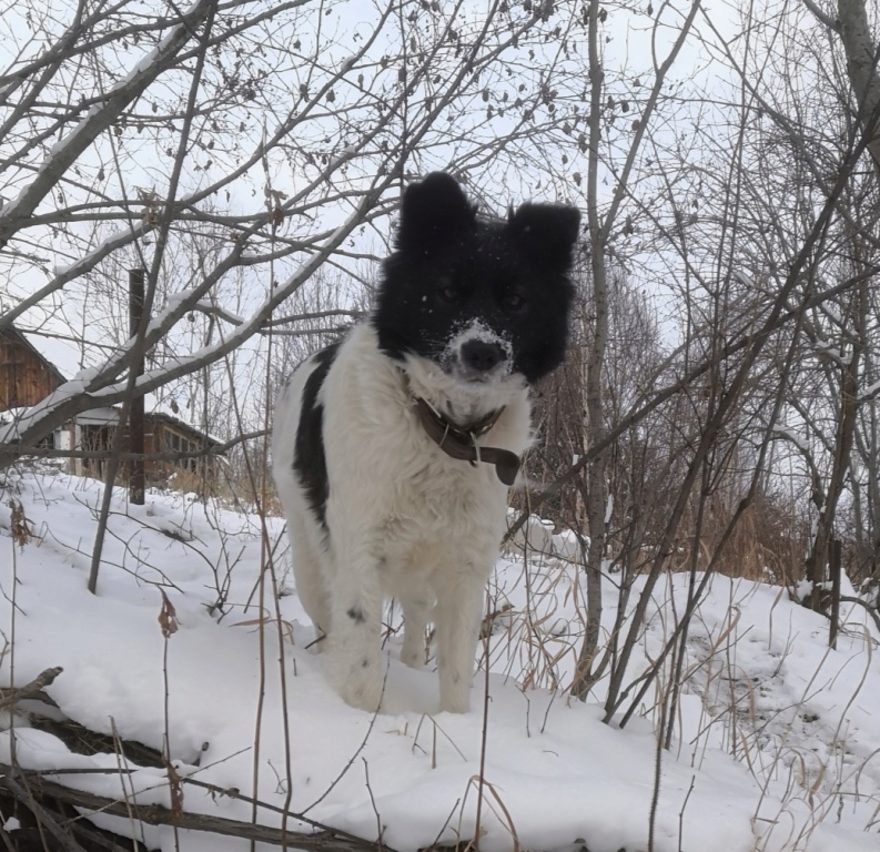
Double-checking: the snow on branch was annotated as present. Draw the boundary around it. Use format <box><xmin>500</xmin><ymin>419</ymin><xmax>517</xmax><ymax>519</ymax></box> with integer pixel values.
<box><xmin>0</xmin><ymin>0</ymin><xmax>215</xmax><ymax>250</ymax></box>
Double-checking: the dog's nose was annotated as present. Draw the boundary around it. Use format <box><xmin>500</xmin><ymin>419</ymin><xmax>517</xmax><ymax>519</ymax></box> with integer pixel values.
<box><xmin>461</xmin><ymin>339</ymin><xmax>506</xmax><ymax>372</ymax></box>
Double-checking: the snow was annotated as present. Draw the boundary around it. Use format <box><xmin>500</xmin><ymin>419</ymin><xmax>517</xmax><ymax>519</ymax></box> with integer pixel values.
<box><xmin>811</xmin><ymin>341</ymin><xmax>847</xmax><ymax>367</ymax></box>
<box><xmin>1</xmin><ymin>470</ymin><xmax>879</xmax><ymax>851</ymax></box>
<box><xmin>860</xmin><ymin>378</ymin><xmax>880</xmax><ymax>402</ymax></box>
<box><xmin>1</xmin><ymin>816</ymin><xmax>21</xmax><ymax>832</ymax></box>
<box><xmin>775</xmin><ymin>426</ymin><xmax>810</xmax><ymax>455</ymax></box>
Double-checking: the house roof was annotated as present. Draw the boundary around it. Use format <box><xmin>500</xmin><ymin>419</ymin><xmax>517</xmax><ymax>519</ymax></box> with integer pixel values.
<box><xmin>145</xmin><ymin>410</ymin><xmax>223</xmax><ymax>446</ymax></box>
<box><xmin>1</xmin><ymin>326</ymin><xmax>69</xmax><ymax>387</ymax></box>
<box><xmin>71</xmin><ymin>406</ymin><xmax>222</xmax><ymax>446</ymax></box>
<box><xmin>3</xmin><ymin>324</ymin><xmax>222</xmax><ymax>447</ymax></box>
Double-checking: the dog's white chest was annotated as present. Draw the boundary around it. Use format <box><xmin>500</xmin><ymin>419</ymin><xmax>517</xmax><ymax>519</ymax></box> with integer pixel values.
<box><xmin>380</xmin><ymin>459</ymin><xmax>504</xmax><ymax>547</ymax></box>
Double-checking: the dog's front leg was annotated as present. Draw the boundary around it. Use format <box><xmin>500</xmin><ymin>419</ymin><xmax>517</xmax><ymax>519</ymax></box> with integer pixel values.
<box><xmin>434</xmin><ymin>569</ymin><xmax>487</xmax><ymax>713</ymax></box>
<box><xmin>326</xmin><ymin>534</ymin><xmax>385</xmax><ymax>712</ymax></box>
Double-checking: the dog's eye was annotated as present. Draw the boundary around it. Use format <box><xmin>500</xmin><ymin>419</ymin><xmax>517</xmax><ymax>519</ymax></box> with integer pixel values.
<box><xmin>504</xmin><ymin>292</ymin><xmax>527</xmax><ymax>311</ymax></box>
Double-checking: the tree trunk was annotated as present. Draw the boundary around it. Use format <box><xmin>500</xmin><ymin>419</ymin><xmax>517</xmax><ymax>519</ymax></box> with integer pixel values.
<box><xmin>805</xmin><ymin>276</ymin><xmax>866</xmax><ymax>609</ymax></box>
<box><xmin>570</xmin><ymin>0</ymin><xmax>607</xmax><ymax>701</ymax></box>
<box><xmin>837</xmin><ymin>0</ymin><xmax>880</xmax><ymax>178</ymax></box>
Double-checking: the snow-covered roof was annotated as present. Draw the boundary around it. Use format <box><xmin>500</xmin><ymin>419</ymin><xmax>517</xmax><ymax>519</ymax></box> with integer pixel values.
<box><xmin>2</xmin><ymin>401</ymin><xmax>223</xmax><ymax>446</ymax></box>
<box><xmin>71</xmin><ymin>404</ymin><xmax>222</xmax><ymax>445</ymax></box>
<box><xmin>69</xmin><ymin>405</ymin><xmax>120</xmax><ymax>426</ymax></box>
<box><xmin>143</xmin><ymin>407</ymin><xmax>224</xmax><ymax>446</ymax></box>
<box><xmin>3</xmin><ymin>324</ymin><xmax>221</xmax><ymax>444</ymax></box>
<box><xmin>143</xmin><ymin>392</ymin><xmax>224</xmax><ymax>445</ymax></box>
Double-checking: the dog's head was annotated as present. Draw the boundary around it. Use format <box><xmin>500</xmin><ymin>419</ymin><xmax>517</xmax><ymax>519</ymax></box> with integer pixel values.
<box><xmin>373</xmin><ymin>172</ymin><xmax>580</xmax><ymax>417</ymax></box>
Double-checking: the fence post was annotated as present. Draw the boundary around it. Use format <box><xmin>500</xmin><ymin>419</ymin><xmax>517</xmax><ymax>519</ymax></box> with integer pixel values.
<box><xmin>129</xmin><ymin>268</ymin><xmax>145</xmax><ymax>505</ymax></box>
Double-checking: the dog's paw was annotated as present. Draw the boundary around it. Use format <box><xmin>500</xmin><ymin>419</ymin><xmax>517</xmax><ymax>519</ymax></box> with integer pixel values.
<box><xmin>400</xmin><ymin>648</ymin><xmax>424</xmax><ymax>669</ymax></box>
<box><xmin>339</xmin><ymin>673</ymin><xmax>384</xmax><ymax>713</ymax></box>
<box><xmin>330</xmin><ymin>649</ymin><xmax>385</xmax><ymax>712</ymax></box>
<box><xmin>439</xmin><ymin>677</ymin><xmax>472</xmax><ymax>713</ymax></box>
<box><xmin>439</xmin><ymin>691</ymin><xmax>471</xmax><ymax>714</ymax></box>
<box><xmin>400</xmin><ymin>633</ymin><xmax>426</xmax><ymax>669</ymax></box>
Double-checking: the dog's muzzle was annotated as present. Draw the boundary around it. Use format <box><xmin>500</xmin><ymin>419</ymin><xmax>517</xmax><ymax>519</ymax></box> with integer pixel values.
<box><xmin>446</xmin><ymin>325</ymin><xmax>512</xmax><ymax>382</ymax></box>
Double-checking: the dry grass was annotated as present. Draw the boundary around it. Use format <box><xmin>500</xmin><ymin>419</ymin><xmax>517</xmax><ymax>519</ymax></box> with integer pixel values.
<box><xmin>708</xmin><ymin>495</ymin><xmax>809</xmax><ymax>584</ymax></box>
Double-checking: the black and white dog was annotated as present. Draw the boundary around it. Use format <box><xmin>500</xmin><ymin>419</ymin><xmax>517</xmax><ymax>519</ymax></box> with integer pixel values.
<box><xmin>272</xmin><ymin>173</ymin><xmax>579</xmax><ymax>712</ymax></box>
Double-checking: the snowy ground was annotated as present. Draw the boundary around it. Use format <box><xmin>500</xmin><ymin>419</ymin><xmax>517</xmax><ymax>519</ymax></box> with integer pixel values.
<box><xmin>1</xmin><ymin>470</ymin><xmax>879</xmax><ymax>851</ymax></box>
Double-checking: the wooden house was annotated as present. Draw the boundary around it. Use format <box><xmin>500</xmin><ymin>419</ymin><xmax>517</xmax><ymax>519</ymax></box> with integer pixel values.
<box><xmin>0</xmin><ymin>326</ymin><xmax>66</xmax><ymax>410</ymax></box>
<box><xmin>69</xmin><ymin>405</ymin><xmax>221</xmax><ymax>482</ymax></box>
<box><xmin>0</xmin><ymin>326</ymin><xmax>223</xmax><ymax>484</ymax></box>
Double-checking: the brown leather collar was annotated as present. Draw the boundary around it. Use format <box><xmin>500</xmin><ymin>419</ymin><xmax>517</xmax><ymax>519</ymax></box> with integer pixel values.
<box><xmin>414</xmin><ymin>397</ymin><xmax>521</xmax><ymax>486</ymax></box>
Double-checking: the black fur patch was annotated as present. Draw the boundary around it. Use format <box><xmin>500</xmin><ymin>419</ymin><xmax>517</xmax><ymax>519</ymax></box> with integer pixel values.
<box><xmin>347</xmin><ymin>606</ymin><xmax>366</xmax><ymax>623</ymax></box>
<box><xmin>293</xmin><ymin>342</ymin><xmax>340</xmax><ymax>534</ymax></box>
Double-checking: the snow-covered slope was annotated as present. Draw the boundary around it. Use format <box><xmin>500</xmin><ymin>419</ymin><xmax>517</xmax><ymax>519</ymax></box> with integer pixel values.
<box><xmin>1</xmin><ymin>471</ymin><xmax>878</xmax><ymax>851</ymax></box>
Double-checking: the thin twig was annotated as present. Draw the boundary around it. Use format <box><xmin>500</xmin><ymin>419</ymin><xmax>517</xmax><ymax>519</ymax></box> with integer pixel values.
<box><xmin>678</xmin><ymin>775</ymin><xmax>695</xmax><ymax>852</ymax></box>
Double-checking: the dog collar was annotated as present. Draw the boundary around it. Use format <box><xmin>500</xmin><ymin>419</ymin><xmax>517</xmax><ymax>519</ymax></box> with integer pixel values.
<box><xmin>414</xmin><ymin>397</ymin><xmax>521</xmax><ymax>486</ymax></box>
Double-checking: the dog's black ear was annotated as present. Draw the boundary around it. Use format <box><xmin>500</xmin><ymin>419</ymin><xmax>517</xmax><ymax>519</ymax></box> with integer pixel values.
<box><xmin>508</xmin><ymin>203</ymin><xmax>581</xmax><ymax>270</ymax></box>
<box><xmin>397</xmin><ymin>172</ymin><xmax>476</xmax><ymax>253</ymax></box>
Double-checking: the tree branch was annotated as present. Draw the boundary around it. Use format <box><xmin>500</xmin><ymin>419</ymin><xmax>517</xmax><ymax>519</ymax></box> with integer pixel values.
<box><xmin>0</xmin><ymin>0</ymin><xmax>216</xmax><ymax>249</ymax></box>
<box><xmin>0</xmin><ymin>763</ymin><xmax>395</xmax><ymax>852</ymax></box>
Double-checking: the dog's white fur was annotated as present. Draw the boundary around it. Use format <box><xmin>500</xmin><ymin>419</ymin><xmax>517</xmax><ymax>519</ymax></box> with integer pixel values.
<box><xmin>272</xmin><ymin>323</ymin><xmax>530</xmax><ymax>712</ymax></box>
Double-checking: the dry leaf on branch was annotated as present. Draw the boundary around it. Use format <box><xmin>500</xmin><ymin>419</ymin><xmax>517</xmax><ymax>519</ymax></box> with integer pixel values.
<box><xmin>158</xmin><ymin>590</ymin><xmax>179</xmax><ymax>638</ymax></box>
<box><xmin>10</xmin><ymin>500</ymin><xmax>33</xmax><ymax>550</ymax></box>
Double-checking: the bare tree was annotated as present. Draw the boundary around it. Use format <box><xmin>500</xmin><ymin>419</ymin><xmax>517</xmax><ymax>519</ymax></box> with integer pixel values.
<box><xmin>569</xmin><ymin>0</ymin><xmax>703</xmax><ymax>701</ymax></box>
<box><xmin>0</xmin><ymin>0</ymin><xmax>588</xmax><ymax>466</ymax></box>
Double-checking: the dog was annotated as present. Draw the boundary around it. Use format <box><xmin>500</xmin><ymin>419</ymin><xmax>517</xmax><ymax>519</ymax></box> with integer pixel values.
<box><xmin>272</xmin><ymin>172</ymin><xmax>579</xmax><ymax>712</ymax></box>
